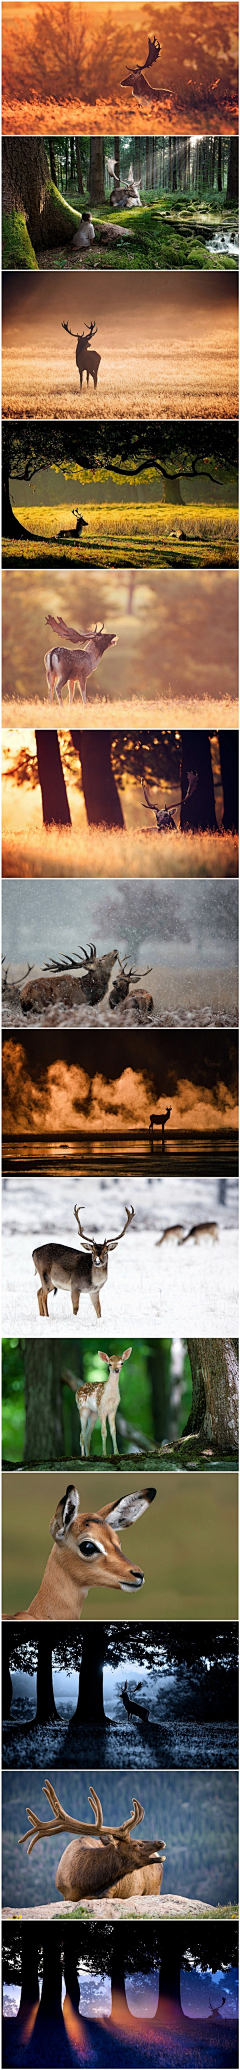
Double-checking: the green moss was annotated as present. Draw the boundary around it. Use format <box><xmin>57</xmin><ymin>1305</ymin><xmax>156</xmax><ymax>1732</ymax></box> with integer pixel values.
<box><xmin>37</xmin><ymin>179</ymin><xmax>82</xmax><ymax>248</ymax></box>
<box><xmin>2</xmin><ymin>209</ymin><xmax>38</xmax><ymax>269</ymax></box>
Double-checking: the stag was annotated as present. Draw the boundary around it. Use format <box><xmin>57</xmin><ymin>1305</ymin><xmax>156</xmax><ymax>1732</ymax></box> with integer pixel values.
<box><xmin>21</xmin><ymin>945</ymin><xmax>118</xmax><ymax>1014</ymax></box>
<box><xmin>62</xmin><ymin>318</ymin><xmax>101</xmax><ymax>390</ymax></box>
<box><xmin>44</xmin><ymin>612</ymin><xmax>118</xmax><ymax>705</ymax></box>
<box><xmin>19</xmin><ymin>1781</ymin><xmax>165</xmax><ymax>1901</ymax></box>
<box><xmin>142</xmin><ymin>771</ymin><xmax>198</xmax><ymax>831</ymax></box>
<box><xmin>109</xmin><ymin>953</ymin><xmax>152</xmax><ymax>1009</ymax></box>
<box><xmin>33</xmin><ymin>1202</ymin><xmax>134</xmax><ymax>1319</ymax></box>
<box><xmin>121</xmin><ymin>1680</ymin><xmax>150</xmax><ymax>1724</ymax></box>
<box><xmin>121</xmin><ymin>33</ymin><xmax>163</xmax><ymax>103</ymax></box>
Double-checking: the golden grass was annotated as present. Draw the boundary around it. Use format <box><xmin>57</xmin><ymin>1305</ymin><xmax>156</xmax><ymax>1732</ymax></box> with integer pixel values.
<box><xmin>2</xmin><ymin>696</ymin><xmax>238</xmax><ymax>732</ymax></box>
<box><xmin>2</xmin><ymin>94</ymin><xmax>238</xmax><ymax>139</ymax></box>
<box><xmin>3</xmin><ymin>822</ymin><xmax>238</xmax><ymax>880</ymax></box>
<box><xmin>4</xmin><ymin>500</ymin><xmax>238</xmax><ymax>574</ymax></box>
<box><xmin>3</xmin><ymin>342</ymin><xmax>238</xmax><ymax>422</ymax></box>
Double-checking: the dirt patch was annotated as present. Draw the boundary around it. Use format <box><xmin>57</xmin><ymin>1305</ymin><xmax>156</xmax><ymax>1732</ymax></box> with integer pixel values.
<box><xmin>3</xmin><ymin>1894</ymin><xmax>232</xmax><ymax>1923</ymax></box>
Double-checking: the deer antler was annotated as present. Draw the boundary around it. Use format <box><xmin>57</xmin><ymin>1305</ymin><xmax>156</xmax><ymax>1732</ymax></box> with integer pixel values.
<box><xmin>19</xmin><ymin>1781</ymin><xmax>105</xmax><ymax>1856</ymax></box>
<box><xmin>74</xmin><ymin>1205</ymin><xmax>94</xmax><ymax>1248</ymax></box>
<box><xmin>106</xmin><ymin>1204</ymin><xmax>135</xmax><ymax>1251</ymax></box>
<box><xmin>45</xmin><ymin>614</ymin><xmax>95</xmax><ymax>646</ymax></box>
<box><xmin>62</xmin><ymin>321</ymin><xmax>78</xmax><ymax>337</ymax></box>
<box><xmin>185</xmin><ymin>769</ymin><xmax>198</xmax><ymax>800</ymax></box>
<box><xmin>142</xmin><ymin>781</ymin><xmax>156</xmax><ymax>813</ymax></box>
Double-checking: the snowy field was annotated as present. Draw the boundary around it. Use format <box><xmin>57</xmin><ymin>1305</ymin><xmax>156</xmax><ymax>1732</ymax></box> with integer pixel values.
<box><xmin>2</xmin><ymin>1175</ymin><xmax>238</xmax><ymax>1338</ymax></box>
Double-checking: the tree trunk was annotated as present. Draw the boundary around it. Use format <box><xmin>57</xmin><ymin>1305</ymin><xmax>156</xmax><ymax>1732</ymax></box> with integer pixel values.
<box><xmin>34</xmin><ymin>1931</ymin><xmax>72</xmax><ymax>2062</ymax></box>
<box><xmin>218</xmin><ymin>137</ymin><xmax>222</xmax><ymax>191</ymax></box>
<box><xmin>89</xmin><ymin>137</ymin><xmax>105</xmax><ymax>205</ymax></box>
<box><xmin>172</xmin><ymin>139</ymin><xmax>177</xmax><ymax>191</ymax></box>
<box><xmin>36</xmin><ymin>1627</ymin><xmax>58</xmax><ymax>1722</ymax></box>
<box><xmin>76</xmin><ymin>1626</ymin><xmax>107</xmax><ymax>1722</ymax></box>
<box><xmin>156</xmin><ymin>1927</ymin><xmax>186</xmax><ymax>2028</ymax></box>
<box><xmin>219</xmin><ymin>732</ymin><xmax>238</xmax><ymax>830</ymax></box>
<box><xmin>2</xmin><ymin>1627</ymin><xmax>13</xmax><ymax>1717</ymax></box>
<box><xmin>2</xmin><ymin>442</ymin><xmax>33</xmax><ymax>538</ymax></box>
<box><xmin>111</xmin><ymin>1927</ymin><xmax>127</xmax><ymax>2015</ymax></box>
<box><xmin>63</xmin><ymin>1946</ymin><xmax>80</xmax><ymax>2011</ymax></box>
<box><xmin>75</xmin><ymin>139</ymin><xmax>84</xmax><ymax>194</ymax></box>
<box><xmin>163</xmin><ymin>474</ymin><xmax>184</xmax><ymax>506</ymax></box>
<box><xmin>16</xmin><ymin>1926</ymin><xmax>40</xmax><ymax>2021</ymax></box>
<box><xmin>180</xmin><ymin>732</ymin><xmax>217</xmax><ymax>831</ymax></box>
<box><xmin>23</xmin><ymin>1340</ymin><xmax>64</xmax><ymax>1463</ymax></box>
<box><xmin>36</xmin><ymin>731</ymin><xmax>72</xmax><ymax>828</ymax></box>
<box><xmin>185</xmin><ymin>1340</ymin><xmax>238</xmax><ymax>1452</ymax></box>
<box><xmin>2</xmin><ymin>136</ymin><xmax>81</xmax><ymax>261</ymax></box>
<box><xmin>226</xmin><ymin>137</ymin><xmax>238</xmax><ymax>203</ymax></box>
<box><xmin>70</xmin><ymin>732</ymin><xmax>124</xmax><ymax>827</ymax></box>
<box><xmin>49</xmin><ymin>139</ymin><xmax>57</xmax><ymax>182</ymax></box>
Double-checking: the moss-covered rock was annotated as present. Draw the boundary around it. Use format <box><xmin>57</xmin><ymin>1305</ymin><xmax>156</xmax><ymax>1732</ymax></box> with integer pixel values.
<box><xmin>2</xmin><ymin>208</ymin><xmax>38</xmax><ymax>269</ymax></box>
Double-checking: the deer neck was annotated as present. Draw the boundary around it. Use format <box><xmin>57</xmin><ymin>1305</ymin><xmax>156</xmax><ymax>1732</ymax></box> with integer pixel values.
<box><xmin>26</xmin><ymin>1544</ymin><xmax>89</xmax><ymax>1620</ymax></box>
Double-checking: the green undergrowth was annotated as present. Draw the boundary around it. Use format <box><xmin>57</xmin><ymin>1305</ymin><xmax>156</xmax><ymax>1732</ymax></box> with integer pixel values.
<box><xmin>2</xmin><ymin>209</ymin><xmax>38</xmax><ymax>268</ymax></box>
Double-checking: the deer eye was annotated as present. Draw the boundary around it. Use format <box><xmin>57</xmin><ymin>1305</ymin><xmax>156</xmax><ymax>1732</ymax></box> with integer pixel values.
<box><xmin>78</xmin><ymin>1537</ymin><xmax>106</xmax><ymax>1559</ymax></box>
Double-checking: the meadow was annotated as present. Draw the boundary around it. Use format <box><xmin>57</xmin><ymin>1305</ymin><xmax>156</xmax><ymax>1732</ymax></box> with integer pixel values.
<box><xmin>3</xmin><ymin>502</ymin><xmax>238</xmax><ymax>571</ymax></box>
<box><xmin>2</xmin><ymin>339</ymin><xmax>238</xmax><ymax>422</ymax></box>
<box><xmin>3</xmin><ymin>90</ymin><xmax>238</xmax><ymax>139</ymax></box>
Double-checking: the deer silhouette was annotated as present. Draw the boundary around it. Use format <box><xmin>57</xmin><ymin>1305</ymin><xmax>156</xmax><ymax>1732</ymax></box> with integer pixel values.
<box><xmin>62</xmin><ymin>319</ymin><xmax>101</xmax><ymax>390</ymax></box>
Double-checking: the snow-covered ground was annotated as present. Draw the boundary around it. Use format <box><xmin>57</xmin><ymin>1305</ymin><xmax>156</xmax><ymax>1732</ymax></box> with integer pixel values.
<box><xmin>2</xmin><ymin>1175</ymin><xmax>238</xmax><ymax>1338</ymax></box>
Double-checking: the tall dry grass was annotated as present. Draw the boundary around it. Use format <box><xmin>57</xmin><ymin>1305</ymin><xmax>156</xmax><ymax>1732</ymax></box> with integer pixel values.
<box><xmin>3</xmin><ymin>822</ymin><xmax>238</xmax><ymax>880</ymax></box>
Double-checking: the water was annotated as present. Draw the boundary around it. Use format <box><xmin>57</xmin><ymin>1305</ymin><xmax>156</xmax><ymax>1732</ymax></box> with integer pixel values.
<box><xmin>3</xmin><ymin>1130</ymin><xmax>238</xmax><ymax>1176</ymax></box>
<box><xmin>207</xmin><ymin>230</ymin><xmax>239</xmax><ymax>261</ymax></box>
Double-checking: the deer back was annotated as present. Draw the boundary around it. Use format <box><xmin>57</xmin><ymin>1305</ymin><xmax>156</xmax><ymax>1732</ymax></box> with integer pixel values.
<box><xmin>55</xmin><ymin>1833</ymin><xmax>164</xmax><ymax>1901</ymax></box>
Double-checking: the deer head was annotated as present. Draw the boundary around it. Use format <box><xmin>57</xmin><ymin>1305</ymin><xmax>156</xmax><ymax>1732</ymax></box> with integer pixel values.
<box><xmin>19</xmin><ymin>1781</ymin><xmax>165</xmax><ymax>1901</ymax></box>
<box><xmin>73</xmin><ymin>1203</ymin><xmax>134</xmax><ymax>1254</ymax></box>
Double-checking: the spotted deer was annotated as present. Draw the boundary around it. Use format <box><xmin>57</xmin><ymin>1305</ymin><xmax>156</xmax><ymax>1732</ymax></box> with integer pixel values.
<box><xmin>19</xmin><ymin>1781</ymin><xmax>165</xmax><ymax>1901</ymax></box>
<box><xmin>73</xmin><ymin>1345</ymin><xmax>132</xmax><ymax>1456</ymax></box>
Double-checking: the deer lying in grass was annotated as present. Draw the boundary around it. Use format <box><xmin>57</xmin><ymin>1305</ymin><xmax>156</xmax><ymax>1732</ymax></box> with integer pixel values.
<box><xmin>19</xmin><ymin>1781</ymin><xmax>165</xmax><ymax>1901</ymax></box>
<box><xmin>74</xmin><ymin>1346</ymin><xmax>132</xmax><ymax>1456</ymax></box>
<box><xmin>6</xmin><ymin>1483</ymin><xmax>156</xmax><ymax>1620</ymax></box>
<box><xmin>33</xmin><ymin>1203</ymin><xmax>134</xmax><ymax>1321</ymax></box>
<box><xmin>142</xmin><ymin>771</ymin><xmax>198</xmax><ymax>832</ymax></box>
<box><xmin>21</xmin><ymin>944</ymin><xmax>118</xmax><ymax>1015</ymax></box>
<box><xmin>44</xmin><ymin>613</ymin><xmax>117</xmax><ymax>706</ymax></box>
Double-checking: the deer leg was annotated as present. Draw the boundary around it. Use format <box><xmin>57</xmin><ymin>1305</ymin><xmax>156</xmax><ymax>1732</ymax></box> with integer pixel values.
<box><xmin>99</xmin><ymin>1414</ymin><xmax>107</xmax><ymax>1457</ymax></box>
<box><xmin>86</xmin><ymin>371</ymin><xmax>89</xmax><ymax>386</ymax></box>
<box><xmin>107</xmin><ymin>1413</ymin><xmax>119</xmax><ymax>1457</ymax></box>
<box><xmin>53</xmin><ymin>671</ymin><xmax>64</xmax><ymax>707</ymax></box>
<box><xmin>37</xmin><ymin>1285</ymin><xmax>49</xmax><ymax>1318</ymax></box>
<box><xmin>70</xmin><ymin>1278</ymin><xmax>80</xmax><ymax>1316</ymax></box>
<box><xmin>68</xmin><ymin>676</ymin><xmax>75</xmax><ymax>706</ymax></box>
<box><xmin>90</xmin><ymin>1288</ymin><xmax>101</xmax><ymax>1319</ymax></box>
<box><xmin>94</xmin><ymin>374</ymin><xmax>97</xmax><ymax>390</ymax></box>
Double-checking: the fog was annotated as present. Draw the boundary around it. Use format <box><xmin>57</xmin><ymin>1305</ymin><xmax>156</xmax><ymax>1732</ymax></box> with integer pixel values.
<box><xmin>3</xmin><ymin>877</ymin><xmax>238</xmax><ymax>975</ymax></box>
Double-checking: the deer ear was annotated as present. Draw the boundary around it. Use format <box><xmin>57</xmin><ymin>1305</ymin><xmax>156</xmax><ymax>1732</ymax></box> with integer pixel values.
<box><xmin>98</xmin><ymin>1352</ymin><xmax>109</xmax><ymax>1365</ymax></box>
<box><xmin>51</xmin><ymin>1485</ymin><xmax>79</xmax><ymax>1540</ymax></box>
<box><xmin>99</xmin><ymin>1488</ymin><xmax>156</xmax><ymax>1531</ymax></box>
<box><xmin>122</xmin><ymin>1347</ymin><xmax>132</xmax><ymax>1363</ymax></box>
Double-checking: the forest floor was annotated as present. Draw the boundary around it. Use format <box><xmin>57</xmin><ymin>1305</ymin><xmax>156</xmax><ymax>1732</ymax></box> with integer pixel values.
<box><xmin>3</xmin><ymin>1448</ymin><xmax>237</xmax><ymax>1472</ymax></box>
<box><xmin>2</xmin><ymin>341</ymin><xmax>238</xmax><ymax>420</ymax></box>
<box><xmin>3</xmin><ymin>503</ymin><xmax>238</xmax><ymax>569</ymax></box>
<box><xmin>2</xmin><ymin>1898</ymin><xmax>237</xmax><ymax>1923</ymax></box>
<box><xmin>2</xmin><ymin>91</ymin><xmax>238</xmax><ymax>137</ymax></box>
<box><xmin>2</xmin><ymin>2011</ymin><xmax>238</xmax><ymax>2067</ymax></box>
<box><xmin>34</xmin><ymin>204</ymin><xmax>239</xmax><ymax>274</ymax></box>
<box><xmin>2</xmin><ymin>818</ymin><xmax>238</xmax><ymax>881</ymax></box>
<box><xmin>2</xmin><ymin>1715</ymin><xmax>238</xmax><ymax>1771</ymax></box>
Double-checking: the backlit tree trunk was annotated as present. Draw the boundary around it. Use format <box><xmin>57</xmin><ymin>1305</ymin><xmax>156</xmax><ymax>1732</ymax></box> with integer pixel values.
<box><xmin>34</xmin><ymin>1931</ymin><xmax>72</xmax><ymax>2063</ymax></box>
<box><xmin>36</xmin><ymin>1628</ymin><xmax>58</xmax><ymax>1723</ymax></box>
<box><xmin>36</xmin><ymin>732</ymin><xmax>72</xmax><ymax>828</ymax></box>
<box><xmin>111</xmin><ymin>1927</ymin><xmax>127</xmax><ymax>2017</ymax></box>
<box><xmin>71</xmin><ymin>732</ymin><xmax>124</xmax><ymax>827</ymax></box>
<box><xmin>2</xmin><ymin>434</ymin><xmax>31</xmax><ymax>538</ymax></box>
<box><xmin>76</xmin><ymin>1626</ymin><xmax>107</xmax><ymax>1722</ymax></box>
<box><xmin>23</xmin><ymin>1340</ymin><xmax>64</xmax><ymax>1463</ymax></box>
<box><xmin>180</xmin><ymin>732</ymin><xmax>217</xmax><ymax>830</ymax></box>
<box><xmin>185</xmin><ymin>1340</ymin><xmax>238</xmax><ymax>1452</ymax></box>
<box><xmin>156</xmin><ymin>1928</ymin><xmax>186</xmax><ymax>2028</ymax></box>
<box><xmin>16</xmin><ymin>1925</ymin><xmax>40</xmax><ymax>2021</ymax></box>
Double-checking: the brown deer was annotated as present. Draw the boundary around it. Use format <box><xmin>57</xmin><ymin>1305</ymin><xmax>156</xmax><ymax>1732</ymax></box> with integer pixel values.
<box><xmin>142</xmin><ymin>772</ymin><xmax>198</xmax><ymax>832</ymax></box>
<box><xmin>19</xmin><ymin>1781</ymin><xmax>165</xmax><ymax>1902</ymax></box>
<box><xmin>62</xmin><ymin>318</ymin><xmax>101</xmax><ymax>390</ymax></box>
<box><xmin>74</xmin><ymin>1346</ymin><xmax>132</xmax><ymax>1456</ymax></box>
<box><xmin>21</xmin><ymin>945</ymin><xmax>118</xmax><ymax>1015</ymax></box>
<box><xmin>6</xmin><ymin>1482</ymin><xmax>156</xmax><ymax>1620</ymax></box>
<box><xmin>149</xmin><ymin>1107</ymin><xmax>171</xmax><ymax>1152</ymax></box>
<box><xmin>109</xmin><ymin>955</ymin><xmax>152</xmax><ymax>1010</ymax></box>
<box><xmin>44</xmin><ymin>612</ymin><xmax>118</xmax><ymax>706</ymax></box>
<box><xmin>33</xmin><ymin>1203</ymin><xmax>134</xmax><ymax>1320</ymax></box>
<box><xmin>179</xmin><ymin>1222</ymin><xmax>219</xmax><ymax>1246</ymax></box>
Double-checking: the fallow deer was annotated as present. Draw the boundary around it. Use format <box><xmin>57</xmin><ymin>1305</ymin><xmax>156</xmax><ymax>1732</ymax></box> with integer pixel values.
<box><xmin>142</xmin><ymin>771</ymin><xmax>198</xmax><ymax>832</ymax></box>
<box><xmin>44</xmin><ymin>612</ymin><xmax>118</xmax><ymax>706</ymax></box>
<box><xmin>19</xmin><ymin>1781</ymin><xmax>165</xmax><ymax>1901</ymax></box>
<box><xmin>74</xmin><ymin>1346</ymin><xmax>132</xmax><ymax>1456</ymax></box>
<box><xmin>33</xmin><ymin>1203</ymin><xmax>134</xmax><ymax>1321</ymax></box>
<box><xmin>6</xmin><ymin>1482</ymin><xmax>156</xmax><ymax>1620</ymax></box>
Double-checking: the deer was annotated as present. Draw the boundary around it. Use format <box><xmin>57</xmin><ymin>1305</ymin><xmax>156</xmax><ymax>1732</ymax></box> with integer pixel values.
<box><xmin>57</xmin><ymin>509</ymin><xmax>88</xmax><ymax>544</ymax></box>
<box><xmin>74</xmin><ymin>1345</ymin><xmax>132</xmax><ymax>1456</ymax></box>
<box><xmin>142</xmin><ymin>771</ymin><xmax>198</xmax><ymax>832</ymax></box>
<box><xmin>33</xmin><ymin>1203</ymin><xmax>134</xmax><ymax>1321</ymax></box>
<box><xmin>44</xmin><ymin>613</ymin><xmax>118</xmax><ymax>707</ymax></box>
<box><xmin>21</xmin><ymin>945</ymin><xmax>118</xmax><ymax>1015</ymax></box>
<box><xmin>62</xmin><ymin>318</ymin><xmax>101</xmax><ymax>390</ymax></box>
<box><xmin>149</xmin><ymin>1107</ymin><xmax>171</xmax><ymax>1152</ymax></box>
<box><xmin>19</xmin><ymin>1781</ymin><xmax>165</xmax><ymax>1902</ymax></box>
<box><xmin>109</xmin><ymin>954</ymin><xmax>152</xmax><ymax>1011</ymax></box>
<box><xmin>121</xmin><ymin>34</ymin><xmax>163</xmax><ymax>105</ymax></box>
<box><xmin>6</xmin><ymin>1482</ymin><xmax>156</xmax><ymax>1620</ymax></box>
<box><xmin>121</xmin><ymin>1681</ymin><xmax>150</xmax><ymax>1725</ymax></box>
<box><xmin>179</xmin><ymin>1222</ymin><xmax>219</xmax><ymax>1246</ymax></box>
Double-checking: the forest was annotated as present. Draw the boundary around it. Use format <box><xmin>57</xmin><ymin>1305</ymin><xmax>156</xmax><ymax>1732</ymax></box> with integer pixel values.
<box><xmin>2</xmin><ymin>1920</ymin><xmax>238</xmax><ymax>2067</ymax></box>
<box><xmin>2</xmin><ymin>1336</ymin><xmax>238</xmax><ymax>1470</ymax></box>
<box><xmin>2</xmin><ymin>729</ymin><xmax>239</xmax><ymax>883</ymax></box>
<box><xmin>2</xmin><ymin>1467</ymin><xmax>237</xmax><ymax>1623</ymax></box>
<box><xmin>3</xmin><ymin>422</ymin><xmax>238</xmax><ymax>572</ymax></box>
<box><xmin>2</xmin><ymin>1620</ymin><xmax>238</xmax><ymax>1773</ymax></box>
<box><xmin>2</xmin><ymin>135</ymin><xmax>238</xmax><ymax>273</ymax></box>
<box><xmin>2</xmin><ymin>1766</ymin><xmax>238</xmax><ymax>1914</ymax></box>
<box><xmin>2</xmin><ymin>0</ymin><xmax>238</xmax><ymax>139</ymax></box>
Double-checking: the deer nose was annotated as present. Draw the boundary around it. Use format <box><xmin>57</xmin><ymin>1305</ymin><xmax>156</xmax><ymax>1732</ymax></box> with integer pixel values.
<box><xmin>131</xmin><ymin>1566</ymin><xmax>144</xmax><ymax>1586</ymax></box>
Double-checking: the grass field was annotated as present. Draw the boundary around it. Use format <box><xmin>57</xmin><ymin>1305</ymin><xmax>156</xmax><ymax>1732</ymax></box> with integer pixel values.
<box><xmin>3</xmin><ymin>92</ymin><xmax>238</xmax><ymax>137</ymax></box>
<box><xmin>2</xmin><ymin>340</ymin><xmax>238</xmax><ymax>421</ymax></box>
<box><xmin>3</xmin><ymin>502</ymin><xmax>238</xmax><ymax>571</ymax></box>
